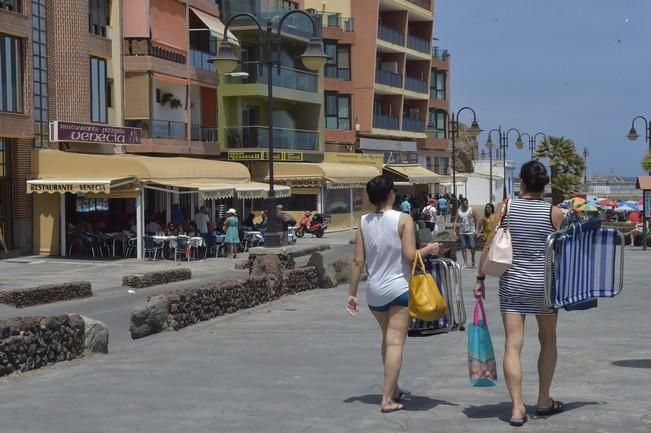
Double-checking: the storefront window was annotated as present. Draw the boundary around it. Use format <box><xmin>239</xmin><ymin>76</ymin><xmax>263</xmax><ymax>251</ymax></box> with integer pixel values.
<box><xmin>277</xmin><ymin>194</ymin><xmax>317</xmax><ymax>211</ymax></box>
<box><xmin>325</xmin><ymin>188</ymin><xmax>350</xmax><ymax>214</ymax></box>
<box><xmin>353</xmin><ymin>188</ymin><xmax>364</xmax><ymax>212</ymax></box>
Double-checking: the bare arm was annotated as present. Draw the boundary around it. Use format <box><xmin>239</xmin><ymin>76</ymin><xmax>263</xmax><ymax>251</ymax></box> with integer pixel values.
<box><xmin>551</xmin><ymin>206</ymin><xmax>564</xmax><ymax>230</ymax></box>
<box><xmin>348</xmin><ymin>228</ymin><xmax>365</xmax><ymax>298</ymax></box>
<box><xmin>477</xmin><ymin>202</ymin><xmax>506</xmax><ymax>278</ymax></box>
<box><xmin>399</xmin><ymin>213</ymin><xmax>439</xmax><ymax>262</ymax></box>
<box><xmin>473</xmin><ymin>207</ymin><xmax>481</xmax><ymax>234</ymax></box>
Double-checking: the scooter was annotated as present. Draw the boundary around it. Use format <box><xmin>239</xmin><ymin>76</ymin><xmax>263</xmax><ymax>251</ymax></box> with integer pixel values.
<box><xmin>295</xmin><ymin>212</ymin><xmax>329</xmax><ymax>238</ymax></box>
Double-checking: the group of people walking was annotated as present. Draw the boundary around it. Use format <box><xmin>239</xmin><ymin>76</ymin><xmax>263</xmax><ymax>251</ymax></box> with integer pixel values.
<box><xmin>348</xmin><ymin>161</ymin><xmax>565</xmax><ymax>426</ymax></box>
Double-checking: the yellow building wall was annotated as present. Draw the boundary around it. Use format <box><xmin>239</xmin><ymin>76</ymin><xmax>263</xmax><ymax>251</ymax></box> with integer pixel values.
<box><xmin>33</xmin><ymin>194</ymin><xmax>60</xmax><ymax>256</ymax></box>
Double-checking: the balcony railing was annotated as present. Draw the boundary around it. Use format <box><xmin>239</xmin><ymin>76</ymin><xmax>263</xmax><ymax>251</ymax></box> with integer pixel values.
<box><xmin>373</xmin><ymin>114</ymin><xmax>399</xmax><ymax>130</ymax></box>
<box><xmin>407</xmin><ymin>0</ymin><xmax>431</xmax><ymax>10</ymax></box>
<box><xmin>432</xmin><ymin>46</ymin><xmax>450</xmax><ymax>60</ymax></box>
<box><xmin>124</xmin><ymin>38</ymin><xmax>186</xmax><ymax>64</ymax></box>
<box><xmin>377</xmin><ymin>24</ymin><xmax>404</xmax><ymax>46</ymax></box>
<box><xmin>325</xmin><ymin>65</ymin><xmax>351</xmax><ymax>81</ymax></box>
<box><xmin>321</xmin><ymin>12</ymin><xmax>354</xmax><ymax>32</ymax></box>
<box><xmin>191</xmin><ymin>124</ymin><xmax>218</xmax><ymax>142</ymax></box>
<box><xmin>405</xmin><ymin>76</ymin><xmax>427</xmax><ymax>94</ymax></box>
<box><xmin>225</xmin><ymin>62</ymin><xmax>318</xmax><ymax>93</ymax></box>
<box><xmin>224</xmin><ymin>126</ymin><xmax>319</xmax><ymax>151</ymax></box>
<box><xmin>230</xmin><ymin>11</ymin><xmax>319</xmax><ymax>39</ymax></box>
<box><xmin>403</xmin><ymin>117</ymin><xmax>425</xmax><ymax>132</ymax></box>
<box><xmin>375</xmin><ymin>69</ymin><xmax>402</xmax><ymax>88</ymax></box>
<box><xmin>407</xmin><ymin>34</ymin><xmax>430</xmax><ymax>54</ymax></box>
<box><xmin>190</xmin><ymin>49</ymin><xmax>215</xmax><ymax>72</ymax></box>
<box><xmin>125</xmin><ymin>119</ymin><xmax>187</xmax><ymax>140</ymax></box>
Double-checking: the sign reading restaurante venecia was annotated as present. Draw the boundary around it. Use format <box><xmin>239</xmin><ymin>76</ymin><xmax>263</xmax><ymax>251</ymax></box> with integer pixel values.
<box><xmin>49</xmin><ymin>121</ymin><xmax>142</xmax><ymax>145</ymax></box>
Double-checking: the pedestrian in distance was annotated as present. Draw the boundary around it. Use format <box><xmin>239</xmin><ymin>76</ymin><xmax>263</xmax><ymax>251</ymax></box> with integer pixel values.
<box><xmin>478</xmin><ymin>203</ymin><xmax>496</xmax><ymax>242</ymax></box>
<box><xmin>422</xmin><ymin>198</ymin><xmax>438</xmax><ymax>231</ymax></box>
<box><xmin>474</xmin><ymin>160</ymin><xmax>566</xmax><ymax>427</ymax></box>
<box><xmin>454</xmin><ymin>198</ymin><xmax>480</xmax><ymax>268</ymax></box>
<box><xmin>438</xmin><ymin>195</ymin><xmax>448</xmax><ymax>222</ymax></box>
<box><xmin>400</xmin><ymin>195</ymin><xmax>411</xmax><ymax>214</ymax></box>
<box><xmin>347</xmin><ymin>175</ymin><xmax>440</xmax><ymax>413</ymax></box>
<box><xmin>223</xmin><ymin>209</ymin><xmax>240</xmax><ymax>259</ymax></box>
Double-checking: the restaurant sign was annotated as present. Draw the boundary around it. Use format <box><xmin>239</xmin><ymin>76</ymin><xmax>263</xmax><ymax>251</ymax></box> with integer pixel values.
<box><xmin>27</xmin><ymin>180</ymin><xmax>111</xmax><ymax>194</ymax></box>
<box><xmin>49</xmin><ymin>121</ymin><xmax>142</xmax><ymax>145</ymax></box>
<box><xmin>227</xmin><ymin>151</ymin><xmax>304</xmax><ymax>162</ymax></box>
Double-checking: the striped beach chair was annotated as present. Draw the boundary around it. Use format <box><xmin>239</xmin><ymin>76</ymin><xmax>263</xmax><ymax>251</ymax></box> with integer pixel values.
<box><xmin>544</xmin><ymin>219</ymin><xmax>625</xmax><ymax>310</ymax></box>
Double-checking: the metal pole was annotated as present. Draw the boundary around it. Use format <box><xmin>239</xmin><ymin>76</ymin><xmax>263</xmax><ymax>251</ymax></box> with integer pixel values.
<box><xmin>264</xmin><ymin>20</ymin><xmax>280</xmax><ymax>247</ymax></box>
<box><xmin>647</xmin><ymin>122</ymin><xmax>651</xmax><ymax>176</ymax></box>
<box><xmin>530</xmin><ymin>138</ymin><xmax>535</xmax><ymax>160</ymax></box>
<box><xmin>489</xmin><ymin>147</ymin><xmax>493</xmax><ymax>204</ymax></box>
<box><xmin>451</xmin><ymin>114</ymin><xmax>457</xmax><ymax>197</ymax></box>
<box><xmin>583</xmin><ymin>147</ymin><xmax>588</xmax><ymax>184</ymax></box>
<box><xmin>644</xmin><ymin>192</ymin><xmax>648</xmax><ymax>251</ymax></box>
<box><xmin>502</xmin><ymin>131</ymin><xmax>507</xmax><ymax>200</ymax></box>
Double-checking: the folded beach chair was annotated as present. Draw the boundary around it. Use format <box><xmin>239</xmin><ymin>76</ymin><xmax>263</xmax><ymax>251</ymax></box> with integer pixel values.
<box><xmin>544</xmin><ymin>218</ymin><xmax>625</xmax><ymax>310</ymax></box>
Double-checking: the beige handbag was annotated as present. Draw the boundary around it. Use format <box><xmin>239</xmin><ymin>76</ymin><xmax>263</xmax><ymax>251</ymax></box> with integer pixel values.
<box><xmin>483</xmin><ymin>200</ymin><xmax>512</xmax><ymax>278</ymax></box>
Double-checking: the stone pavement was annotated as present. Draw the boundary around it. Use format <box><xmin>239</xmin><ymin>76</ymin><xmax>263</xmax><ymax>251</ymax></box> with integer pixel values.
<box><xmin>0</xmin><ymin>248</ymin><xmax>649</xmax><ymax>433</ymax></box>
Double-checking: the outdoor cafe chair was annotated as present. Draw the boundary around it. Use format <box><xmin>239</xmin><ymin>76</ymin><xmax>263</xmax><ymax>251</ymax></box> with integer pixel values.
<box><xmin>173</xmin><ymin>235</ymin><xmax>190</xmax><ymax>262</ymax></box>
<box><xmin>203</xmin><ymin>234</ymin><xmax>220</xmax><ymax>258</ymax></box>
<box><xmin>143</xmin><ymin>235</ymin><xmax>163</xmax><ymax>261</ymax></box>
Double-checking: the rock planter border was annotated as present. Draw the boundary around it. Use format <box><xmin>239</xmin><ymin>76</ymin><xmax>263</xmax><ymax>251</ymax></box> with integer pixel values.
<box><xmin>122</xmin><ymin>268</ymin><xmax>191</xmax><ymax>288</ymax></box>
<box><xmin>246</xmin><ymin>244</ymin><xmax>331</xmax><ymax>271</ymax></box>
<box><xmin>0</xmin><ymin>282</ymin><xmax>92</xmax><ymax>308</ymax></box>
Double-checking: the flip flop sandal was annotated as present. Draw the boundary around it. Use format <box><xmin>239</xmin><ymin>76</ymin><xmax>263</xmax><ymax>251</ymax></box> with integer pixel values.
<box><xmin>509</xmin><ymin>415</ymin><xmax>528</xmax><ymax>427</ymax></box>
<box><xmin>536</xmin><ymin>399</ymin><xmax>564</xmax><ymax>416</ymax></box>
<box><xmin>380</xmin><ymin>404</ymin><xmax>404</xmax><ymax>414</ymax></box>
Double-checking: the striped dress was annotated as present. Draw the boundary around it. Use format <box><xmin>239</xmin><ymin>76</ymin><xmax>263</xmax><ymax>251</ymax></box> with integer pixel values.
<box><xmin>499</xmin><ymin>198</ymin><xmax>556</xmax><ymax>315</ymax></box>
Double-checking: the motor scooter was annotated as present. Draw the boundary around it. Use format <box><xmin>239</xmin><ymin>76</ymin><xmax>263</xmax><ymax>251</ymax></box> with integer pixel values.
<box><xmin>295</xmin><ymin>212</ymin><xmax>329</xmax><ymax>238</ymax></box>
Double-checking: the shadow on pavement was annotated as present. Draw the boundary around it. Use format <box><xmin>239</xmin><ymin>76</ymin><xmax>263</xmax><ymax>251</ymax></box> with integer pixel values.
<box><xmin>463</xmin><ymin>401</ymin><xmax>606</xmax><ymax>422</ymax></box>
<box><xmin>343</xmin><ymin>394</ymin><xmax>457</xmax><ymax>412</ymax></box>
<box><xmin>611</xmin><ymin>359</ymin><xmax>651</xmax><ymax>369</ymax></box>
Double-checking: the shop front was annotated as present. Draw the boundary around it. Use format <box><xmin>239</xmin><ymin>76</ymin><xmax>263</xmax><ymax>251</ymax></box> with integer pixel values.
<box><xmin>382</xmin><ymin>164</ymin><xmax>440</xmax><ymax>199</ymax></box>
<box><xmin>30</xmin><ymin>150</ymin><xmax>288</xmax><ymax>258</ymax></box>
<box><xmin>250</xmin><ymin>157</ymin><xmax>381</xmax><ymax>230</ymax></box>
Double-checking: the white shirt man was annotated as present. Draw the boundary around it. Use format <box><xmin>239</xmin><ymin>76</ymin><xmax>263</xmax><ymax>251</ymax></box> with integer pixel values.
<box><xmin>194</xmin><ymin>207</ymin><xmax>210</xmax><ymax>234</ymax></box>
<box><xmin>423</xmin><ymin>200</ymin><xmax>438</xmax><ymax>231</ymax></box>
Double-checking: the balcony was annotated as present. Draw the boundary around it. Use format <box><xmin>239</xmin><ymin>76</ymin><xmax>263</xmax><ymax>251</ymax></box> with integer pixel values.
<box><xmin>230</xmin><ymin>11</ymin><xmax>318</xmax><ymax>39</ymax></box>
<box><xmin>407</xmin><ymin>0</ymin><xmax>431</xmax><ymax>10</ymax></box>
<box><xmin>225</xmin><ymin>62</ymin><xmax>318</xmax><ymax>93</ymax></box>
<box><xmin>190</xmin><ymin>49</ymin><xmax>215</xmax><ymax>72</ymax></box>
<box><xmin>407</xmin><ymin>34</ymin><xmax>430</xmax><ymax>54</ymax></box>
<box><xmin>126</xmin><ymin>119</ymin><xmax>187</xmax><ymax>140</ymax></box>
<box><xmin>124</xmin><ymin>38</ymin><xmax>186</xmax><ymax>65</ymax></box>
<box><xmin>191</xmin><ymin>124</ymin><xmax>218</xmax><ymax>142</ymax></box>
<box><xmin>432</xmin><ymin>47</ymin><xmax>450</xmax><ymax>61</ymax></box>
<box><xmin>403</xmin><ymin>117</ymin><xmax>425</xmax><ymax>132</ymax></box>
<box><xmin>375</xmin><ymin>69</ymin><xmax>402</xmax><ymax>88</ymax></box>
<box><xmin>224</xmin><ymin>126</ymin><xmax>319</xmax><ymax>151</ymax></box>
<box><xmin>405</xmin><ymin>76</ymin><xmax>427</xmax><ymax>94</ymax></box>
<box><xmin>321</xmin><ymin>12</ymin><xmax>354</xmax><ymax>32</ymax></box>
<box><xmin>377</xmin><ymin>24</ymin><xmax>404</xmax><ymax>46</ymax></box>
<box><xmin>373</xmin><ymin>114</ymin><xmax>399</xmax><ymax>130</ymax></box>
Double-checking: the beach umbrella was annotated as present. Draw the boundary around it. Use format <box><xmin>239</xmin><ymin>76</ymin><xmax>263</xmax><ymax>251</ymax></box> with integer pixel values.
<box><xmin>569</xmin><ymin>197</ymin><xmax>586</xmax><ymax>205</ymax></box>
<box><xmin>629</xmin><ymin>211</ymin><xmax>642</xmax><ymax>223</ymax></box>
<box><xmin>619</xmin><ymin>202</ymin><xmax>639</xmax><ymax>211</ymax></box>
<box><xmin>579</xmin><ymin>203</ymin><xmax>599</xmax><ymax>212</ymax></box>
<box><xmin>614</xmin><ymin>206</ymin><xmax>632</xmax><ymax>213</ymax></box>
<box><xmin>637</xmin><ymin>199</ymin><xmax>643</xmax><ymax>206</ymax></box>
<box><xmin>626</xmin><ymin>200</ymin><xmax>638</xmax><ymax>204</ymax></box>
<box><xmin>598</xmin><ymin>198</ymin><xmax>617</xmax><ymax>208</ymax></box>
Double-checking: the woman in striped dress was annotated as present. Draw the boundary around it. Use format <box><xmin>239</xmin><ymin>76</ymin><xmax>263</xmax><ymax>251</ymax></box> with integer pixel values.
<box><xmin>474</xmin><ymin>161</ymin><xmax>565</xmax><ymax>427</ymax></box>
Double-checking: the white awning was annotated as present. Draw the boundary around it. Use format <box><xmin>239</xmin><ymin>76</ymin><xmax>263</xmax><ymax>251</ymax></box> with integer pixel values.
<box><xmin>190</xmin><ymin>7</ymin><xmax>239</xmax><ymax>46</ymax></box>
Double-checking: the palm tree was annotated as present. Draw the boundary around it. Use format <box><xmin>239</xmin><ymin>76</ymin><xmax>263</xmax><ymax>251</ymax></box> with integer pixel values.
<box><xmin>642</xmin><ymin>150</ymin><xmax>651</xmax><ymax>175</ymax></box>
<box><xmin>534</xmin><ymin>136</ymin><xmax>585</xmax><ymax>204</ymax></box>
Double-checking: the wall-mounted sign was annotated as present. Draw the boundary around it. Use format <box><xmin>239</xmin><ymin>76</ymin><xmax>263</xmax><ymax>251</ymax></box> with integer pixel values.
<box><xmin>324</xmin><ymin>152</ymin><xmax>384</xmax><ymax>170</ymax></box>
<box><xmin>645</xmin><ymin>190</ymin><xmax>651</xmax><ymax>218</ymax></box>
<box><xmin>27</xmin><ymin>180</ymin><xmax>111</xmax><ymax>194</ymax></box>
<box><xmin>49</xmin><ymin>121</ymin><xmax>142</xmax><ymax>145</ymax></box>
<box><xmin>361</xmin><ymin>151</ymin><xmax>418</xmax><ymax>165</ymax></box>
<box><xmin>227</xmin><ymin>151</ymin><xmax>304</xmax><ymax>162</ymax></box>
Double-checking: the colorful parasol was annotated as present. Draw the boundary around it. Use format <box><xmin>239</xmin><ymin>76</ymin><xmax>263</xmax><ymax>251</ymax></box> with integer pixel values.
<box><xmin>578</xmin><ymin>203</ymin><xmax>599</xmax><ymax>212</ymax></box>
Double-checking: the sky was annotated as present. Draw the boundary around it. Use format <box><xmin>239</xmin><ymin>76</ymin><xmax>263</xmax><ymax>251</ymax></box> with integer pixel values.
<box><xmin>436</xmin><ymin>0</ymin><xmax>651</xmax><ymax>177</ymax></box>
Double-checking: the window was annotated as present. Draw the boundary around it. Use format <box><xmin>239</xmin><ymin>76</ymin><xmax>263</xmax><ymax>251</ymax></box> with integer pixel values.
<box><xmin>90</xmin><ymin>57</ymin><xmax>107</xmax><ymax>123</ymax></box>
<box><xmin>430</xmin><ymin>70</ymin><xmax>446</xmax><ymax>100</ymax></box>
<box><xmin>0</xmin><ymin>0</ymin><xmax>21</xmax><ymax>12</ymax></box>
<box><xmin>434</xmin><ymin>157</ymin><xmax>449</xmax><ymax>176</ymax></box>
<box><xmin>32</xmin><ymin>0</ymin><xmax>48</xmax><ymax>147</ymax></box>
<box><xmin>107</xmin><ymin>78</ymin><xmax>113</xmax><ymax>108</ymax></box>
<box><xmin>428</xmin><ymin>109</ymin><xmax>446</xmax><ymax>139</ymax></box>
<box><xmin>0</xmin><ymin>138</ymin><xmax>6</xmax><ymax>177</ymax></box>
<box><xmin>89</xmin><ymin>0</ymin><xmax>110</xmax><ymax>37</ymax></box>
<box><xmin>277</xmin><ymin>193</ymin><xmax>317</xmax><ymax>211</ymax></box>
<box><xmin>0</xmin><ymin>34</ymin><xmax>23</xmax><ymax>113</ymax></box>
<box><xmin>324</xmin><ymin>40</ymin><xmax>351</xmax><ymax>80</ymax></box>
<box><xmin>325</xmin><ymin>92</ymin><xmax>351</xmax><ymax>130</ymax></box>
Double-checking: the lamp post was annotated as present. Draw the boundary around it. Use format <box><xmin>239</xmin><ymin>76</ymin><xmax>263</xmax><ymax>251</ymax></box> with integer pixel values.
<box><xmin>485</xmin><ymin>127</ymin><xmax>523</xmax><ymax>200</ymax></box>
<box><xmin>212</xmin><ymin>11</ymin><xmax>328</xmax><ymax>247</ymax></box>
<box><xmin>520</xmin><ymin>132</ymin><xmax>547</xmax><ymax>160</ymax></box>
<box><xmin>484</xmin><ymin>135</ymin><xmax>494</xmax><ymax>203</ymax></box>
<box><xmin>583</xmin><ymin>147</ymin><xmax>589</xmax><ymax>184</ymax></box>
<box><xmin>448</xmin><ymin>107</ymin><xmax>482</xmax><ymax>197</ymax></box>
<box><xmin>627</xmin><ymin>115</ymin><xmax>651</xmax><ymax>175</ymax></box>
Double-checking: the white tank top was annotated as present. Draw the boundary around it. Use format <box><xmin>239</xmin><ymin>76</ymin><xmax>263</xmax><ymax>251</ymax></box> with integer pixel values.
<box><xmin>360</xmin><ymin>210</ymin><xmax>410</xmax><ymax>307</ymax></box>
<box><xmin>458</xmin><ymin>207</ymin><xmax>476</xmax><ymax>234</ymax></box>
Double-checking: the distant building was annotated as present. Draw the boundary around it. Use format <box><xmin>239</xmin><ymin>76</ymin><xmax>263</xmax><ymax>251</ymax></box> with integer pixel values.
<box><xmin>583</xmin><ymin>176</ymin><xmax>639</xmax><ymax>200</ymax></box>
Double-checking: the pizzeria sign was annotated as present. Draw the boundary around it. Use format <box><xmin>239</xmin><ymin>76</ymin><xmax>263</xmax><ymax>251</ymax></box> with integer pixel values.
<box><xmin>49</xmin><ymin>121</ymin><xmax>142</xmax><ymax>145</ymax></box>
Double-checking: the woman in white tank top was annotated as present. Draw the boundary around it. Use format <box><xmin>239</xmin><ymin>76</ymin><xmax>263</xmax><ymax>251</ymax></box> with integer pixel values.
<box><xmin>347</xmin><ymin>175</ymin><xmax>440</xmax><ymax>413</ymax></box>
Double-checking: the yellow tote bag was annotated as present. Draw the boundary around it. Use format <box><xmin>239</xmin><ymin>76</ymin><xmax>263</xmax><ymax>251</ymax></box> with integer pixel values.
<box><xmin>408</xmin><ymin>252</ymin><xmax>447</xmax><ymax>321</ymax></box>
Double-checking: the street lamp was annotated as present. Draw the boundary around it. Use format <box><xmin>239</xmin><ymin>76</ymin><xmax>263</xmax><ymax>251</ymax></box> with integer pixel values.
<box><xmin>448</xmin><ymin>107</ymin><xmax>481</xmax><ymax>196</ymax></box>
<box><xmin>485</xmin><ymin>127</ymin><xmax>522</xmax><ymax>200</ymax></box>
<box><xmin>485</xmin><ymin>134</ymin><xmax>495</xmax><ymax>203</ymax></box>
<box><xmin>627</xmin><ymin>115</ymin><xmax>651</xmax><ymax>175</ymax></box>
<box><xmin>520</xmin><ymin>132</ymin><xmax>547</xmax><ymax>160</ymax></box>
<box><xmin>212</xmin><ymin>11</ymin><xmax>327</xmax><ymax>247</ymax></box>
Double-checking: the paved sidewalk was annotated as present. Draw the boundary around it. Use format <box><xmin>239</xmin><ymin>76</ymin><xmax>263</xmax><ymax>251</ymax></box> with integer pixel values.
<box><xmin>0</xmin><ymin>249</ymin><xmax>649</xmax><ymax>433</ymax></box>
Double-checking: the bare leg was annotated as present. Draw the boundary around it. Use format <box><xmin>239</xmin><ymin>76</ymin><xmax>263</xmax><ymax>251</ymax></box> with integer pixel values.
<box><xmin>535</xmin><ymin>314</ymin><xmax>558</xmax><ymax>408</ymax></box>
<box><xmin>502</xmin><ymin>313</ymin><xmax>527</xmax><ymax>419</ymax></box>
<box><xmin>372</xmin><ymin>306</ymin><xmax>410</xmax><ymax>411</ymax></box>
<box><xmin>461</xmin><ymin>249</ymin><xmax>469</xmax><ymax>267</ymax></box>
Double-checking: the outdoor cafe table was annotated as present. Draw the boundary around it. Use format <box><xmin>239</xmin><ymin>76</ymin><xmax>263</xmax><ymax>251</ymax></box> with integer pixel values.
<box><xmin>151</xmin><ymin>235</ymin><xmax>206</xmax><ymax>259</ymax></box>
